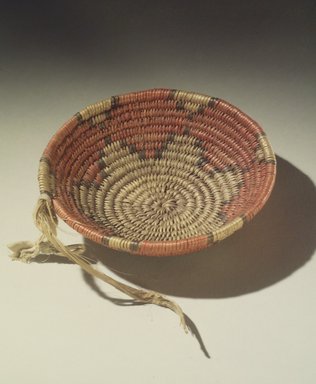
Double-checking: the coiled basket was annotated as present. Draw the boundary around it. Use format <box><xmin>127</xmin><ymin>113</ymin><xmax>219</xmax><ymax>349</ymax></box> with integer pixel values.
<box><xmin>10</xmin><ymin>88</ymin><xmax>276</xmax><ymax>330</ymax></box>
<box><xmin>42</xmin><ymin>88</ymin><xmax>276</xmax><ymax>254</ymax></box>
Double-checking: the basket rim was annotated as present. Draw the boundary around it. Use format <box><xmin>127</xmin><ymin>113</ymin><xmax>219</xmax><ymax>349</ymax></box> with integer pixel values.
<box><xmin>41</xmin><ymin>88</ymin><xmax>277</xmax><ymax>256</ymax></box>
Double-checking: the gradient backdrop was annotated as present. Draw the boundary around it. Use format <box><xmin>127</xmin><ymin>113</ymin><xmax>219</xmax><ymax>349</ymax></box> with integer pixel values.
<box><xmin>0</xmin><ymin>1</ymin><xmax>315</xmax><ymax>383</ymax></box>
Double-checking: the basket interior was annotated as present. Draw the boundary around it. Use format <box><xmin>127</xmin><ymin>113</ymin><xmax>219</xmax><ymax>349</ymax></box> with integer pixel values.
<box><xmin>44</xmin><ymin>89</ymin><xmax>276</xmax><ymax>250</ymax></box>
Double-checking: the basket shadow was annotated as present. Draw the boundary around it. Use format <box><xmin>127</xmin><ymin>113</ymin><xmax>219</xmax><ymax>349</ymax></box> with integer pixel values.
<box><xmin>83</xmin><ymin>156</ymin><xmax>316</xmax><ymax>298</ymax></box>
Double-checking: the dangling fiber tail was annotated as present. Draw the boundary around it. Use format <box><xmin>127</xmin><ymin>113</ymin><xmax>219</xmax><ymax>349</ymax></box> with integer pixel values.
<box><xmin>8</xmin><ymin>194</ymin><xmax>188</xmax><ymax>333</ymax></box>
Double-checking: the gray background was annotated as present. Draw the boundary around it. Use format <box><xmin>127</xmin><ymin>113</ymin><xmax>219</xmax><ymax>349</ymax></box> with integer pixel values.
<box><xmin>1</xmin><ymin>1</ymin><xmax>315</xmax><ymax>383</ymax></box>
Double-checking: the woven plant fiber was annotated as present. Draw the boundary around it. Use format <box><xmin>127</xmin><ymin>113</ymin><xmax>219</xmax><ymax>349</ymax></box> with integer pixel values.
<box><xmin>9</xmin><ymin>88</ymin><xmax>276</xmax><ymax>330</ymax></box>
<box><xmin>42</xmin><ymin>88</ymin><xmax>276</xmax><ymax>256</ymax></box>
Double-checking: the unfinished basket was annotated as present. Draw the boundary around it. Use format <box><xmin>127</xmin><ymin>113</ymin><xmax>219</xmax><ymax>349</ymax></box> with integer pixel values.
<box><xmin>10</xmin><ymin>88</ymin><xmax>276</xmax><ymax>330</ymax></box>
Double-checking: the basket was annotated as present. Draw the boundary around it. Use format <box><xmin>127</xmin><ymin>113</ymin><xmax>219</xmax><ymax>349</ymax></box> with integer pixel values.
<box><xmin>9</xmin><ymin>88</ymin><xmax>276</xmax><ymax>330</ymax></box>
